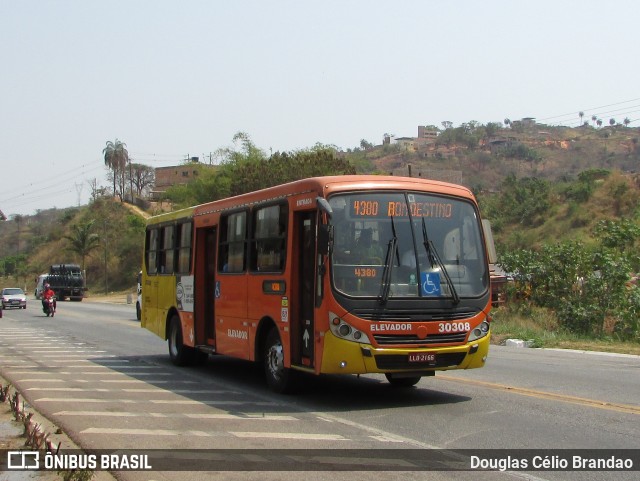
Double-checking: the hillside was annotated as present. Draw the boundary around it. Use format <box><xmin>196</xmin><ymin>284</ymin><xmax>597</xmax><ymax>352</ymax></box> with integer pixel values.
<box><xmin>2</xmin><ymin>123</ymin><xmax>640</xmax><ymax>295</ymax></box>
<box><xmin>0</xmin><ymin>198</ymin><xmax>145</xmax><ymax>294</ymax></box>
<box><xmin>344</xmin><ymin>124</ymin><xmax>640</xmax><ymax>192</ymax></box>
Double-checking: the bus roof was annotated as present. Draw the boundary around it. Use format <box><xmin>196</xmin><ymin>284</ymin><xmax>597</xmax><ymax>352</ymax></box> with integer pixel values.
<box><xmin>146</xmin><ymin>205</ymin><xmax>196</xmax><ymax>225</ymax></box>
<box><xmin>148</xmin><ymin>175</ymin><xmax>476</xmax><ymax>223</ymax></box>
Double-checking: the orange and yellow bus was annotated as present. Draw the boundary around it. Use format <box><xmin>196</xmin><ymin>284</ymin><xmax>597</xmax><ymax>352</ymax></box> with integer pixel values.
<box><xmin>141</xmin><ymin>175</ymin><xmax>492</xmax><ymax>392</ymax></box>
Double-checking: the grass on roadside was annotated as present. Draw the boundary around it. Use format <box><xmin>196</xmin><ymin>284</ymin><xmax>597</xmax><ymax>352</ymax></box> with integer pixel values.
<box><xmin>490</xmin><ymin>305</ymin><xmax>640</xmax><ymax>355</ymax></box>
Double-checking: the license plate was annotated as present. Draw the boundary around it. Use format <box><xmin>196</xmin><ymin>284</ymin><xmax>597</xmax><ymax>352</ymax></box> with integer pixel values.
<box><xmin>408</xmin><ymin>352</ymin><xmax>436</xmax><ymax>363</ymax></box>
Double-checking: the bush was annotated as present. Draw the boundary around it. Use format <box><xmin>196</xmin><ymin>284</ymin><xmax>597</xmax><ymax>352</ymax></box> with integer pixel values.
<box><xmin>500</xmin><ymin>225</ymin><xmax>640</xmax><ymax>340</ymax></box>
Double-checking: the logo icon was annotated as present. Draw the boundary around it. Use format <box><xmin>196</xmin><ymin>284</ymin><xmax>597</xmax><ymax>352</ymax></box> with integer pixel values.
<box><xmin>8</xmin><ymin>451</ymin><xmax>39</xmax><ymax>470</ymax></box>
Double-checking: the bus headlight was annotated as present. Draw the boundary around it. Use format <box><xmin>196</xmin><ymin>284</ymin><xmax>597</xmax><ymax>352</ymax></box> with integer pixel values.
<box><xmin>329</xmin><ymin>311</ymin><xmax>371</xmax><ymax>344</ymax></box>
<box><xmin>468</xmin><ymin>320</ymin><xmax>490</xmax><ymax>342</ymax></box>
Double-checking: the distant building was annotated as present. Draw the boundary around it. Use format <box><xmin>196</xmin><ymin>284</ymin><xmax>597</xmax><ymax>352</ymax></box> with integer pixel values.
<box><xmin>510</xmin><ymin>117</ymin><xmax>537</xmax><ymax>132</ymax></box>
<box><xmin>151</xmin><ymin>157</ymin><xmax>216</xmax><ymax>199</ymax></box>
<box><xmin>386</xmin><ymin>126</ymin><xmax>438</xmax><ymax>149</ymax></box>
<box><xmin>395</xmin><ymin>137</ymin><xmax>416</xmax><ymax>151</ymax></box>
<box><xmin>417</xmin><ymin>126</ymin><xmax>439</xmax><ymax>140</ymax></box>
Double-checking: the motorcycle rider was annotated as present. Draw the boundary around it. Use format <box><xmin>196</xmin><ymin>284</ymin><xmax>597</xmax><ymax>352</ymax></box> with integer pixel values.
<box><xmin>41</xmin><ymin>283</ymin><xmax>57</xmax><ymax>313</ymax></box>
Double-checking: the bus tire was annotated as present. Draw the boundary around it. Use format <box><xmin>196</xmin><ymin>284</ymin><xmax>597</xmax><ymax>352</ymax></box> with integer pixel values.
<box><xmin>385</xmin><ymin>373</ymin><xmax>421</xmax><ymax>387</ymax></box>
<box><xmin>168</xmin><ymin>315</ymin><xmax>192</xmax><ymax>366</ymax></box>
<box><xmin>264</xmin><ymin>328</ymin><xmax>295</xmax><ymax>393</ymax></box>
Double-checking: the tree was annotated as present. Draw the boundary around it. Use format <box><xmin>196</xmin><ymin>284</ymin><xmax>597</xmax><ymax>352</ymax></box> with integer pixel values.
<box><xmin>64</xmin><ymin>220</ymin><xmax>101</xmax><ymax>271</ymax></box>
<box><xmin>360</xmin><ymin>139</ymin><xmax>374</xmax><ymax>150</ymax></box>
<box><xmin>596</xmin><ymin>119</ymin><xmax>603</xmax><ymax>128</ymax></box>
<box><xmin>624</xmin><ymin>117</ymin><xmax>631</xmax><ymax>127</ymax></box>
<box><xmin>504</xmin><ymin>118</ymin><xmax>511</xmax><ymax>128</ymax></box>
<box><xmin>484</xmin><ymin>122</ymin><xmax>502</xmax><ymax>138</ymax></box>
<box><xmin>591</xmin><ymin>115</ymin><xmax>597</xmax><ymax>125</ymax></box>
<box><xmin>441</xmin><ymin>121</ymin><xmax>453</xmax><ymax>130</ymax></box>
<box><xmin>609</xmin><ymin>118</ymin><xmax>616</xmax><ymax>127</ymax></box>
<box><xmin>129</xmin><ymin>163</ymin><xmax>155</xmax><ymax>197</ymax></box>
<box><xmin>102</xmin><ymin>139</ymin><xmax>129</xmax><ymax>200</ymax></box>
<box><xmin>579</xmin><ymin>111</ymin><xmax>584</xmax><ymax>125</ymax></box>
<box><xmin>499</xmin><ymin>174</ymin><xmax>550</xmax><ymax>226</ymax></box>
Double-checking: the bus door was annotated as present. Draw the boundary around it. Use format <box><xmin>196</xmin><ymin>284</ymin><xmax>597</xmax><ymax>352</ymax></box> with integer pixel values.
<box><xmin>292</xmin><ymin>211</ymin><xmax>317</xmax><ymax>367</ymax></box>
<box><xmin>194</xmin><ymin>226</ymin><xmax>217</xmax><ymax>348</ymax></box>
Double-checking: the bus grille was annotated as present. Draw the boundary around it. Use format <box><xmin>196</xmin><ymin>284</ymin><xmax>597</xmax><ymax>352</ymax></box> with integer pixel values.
<box><xmin>375</xmin><ymin>352</ymin><xmax>467</xmax><ymax>370</ymax></box>
<box><xmin>373</xmin><ymin>332</ymin><xmax>467</xmax><ymax>346</ymax></box>
<box><xmin>353</xmin><ymin>308</ymin><xmax>476</xmax><ymax>321</ymax></box>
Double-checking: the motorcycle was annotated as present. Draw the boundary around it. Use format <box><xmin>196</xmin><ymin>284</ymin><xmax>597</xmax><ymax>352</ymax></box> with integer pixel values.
<box><xmin>43</xmin><ymin>297</ymin><xmax>56</xmax><ymax>317</ymax></box>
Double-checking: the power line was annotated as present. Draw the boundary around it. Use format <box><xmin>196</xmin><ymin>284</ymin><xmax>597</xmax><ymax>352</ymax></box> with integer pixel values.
<box><xmin>0</xmin><ymin>162</ymin><xmax>105</xmax><ymax>204</ymax></box>
<box><xmin>549</xmin><ymin>106</ymin><xmax>640</xmax><ymax>126</ymax></box>
<box><xmin>537</xmin><ymin>97</ymin><xmax>640</xmax><ymax>122</ymax></box>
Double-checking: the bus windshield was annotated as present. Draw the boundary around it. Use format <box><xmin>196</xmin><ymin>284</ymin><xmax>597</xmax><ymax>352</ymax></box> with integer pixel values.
<box><xmin>329</xmin><ymin>191</ymin><xmax>488</xmax><ymax>300</ymax></box>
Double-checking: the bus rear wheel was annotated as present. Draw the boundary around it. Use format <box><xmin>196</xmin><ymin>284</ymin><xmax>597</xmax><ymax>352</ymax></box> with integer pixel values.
<box><xmin>264</xmin><ymin>328</ymin><xmax>295</xmax><ymax>393</ymax></box>
<box><xmin>168</xmin><ymin>315</ymin><xmax>192</xmax><ymax>366</ymax></box>
<box><xmin>385</xmin><ymin>373</ymin><xmax>421</xmax><ymax>387</ymax></box>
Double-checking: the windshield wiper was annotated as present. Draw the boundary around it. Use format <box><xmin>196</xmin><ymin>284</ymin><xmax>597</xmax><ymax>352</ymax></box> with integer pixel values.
<box><xmin>422</xmin><ymin>218</ymin><xmax>460</xmax><ymax>305</ymax></box>
<box><xmin>378</xmin><ymin>216</ymin><xmax>400</xmax><ymax>304</ymax></box>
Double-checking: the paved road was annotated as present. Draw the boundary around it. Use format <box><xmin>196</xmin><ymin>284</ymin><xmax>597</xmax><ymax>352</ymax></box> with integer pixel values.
<box><xmin>0</xmin><ymin>300</ymin><xmax>638</xmax><ymax>481</ymax></box>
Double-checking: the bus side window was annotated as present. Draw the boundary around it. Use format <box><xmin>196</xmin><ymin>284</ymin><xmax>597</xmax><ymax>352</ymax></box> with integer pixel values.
<box><xmin>161</xmin><ymin>225</ymin><xmax>175</xmax><ymax>274</ymax></box>
<box><xmin>146</xmin><ymin>228</ymin><xmax>159</xmax><ymax>275</ymax></box>
<box><xmin>218</xmin><ymin>211</ymin><xmax>247</xmax><ymax>273</ymax></box>
<box><xmin>177</xmin><ymin>221</ymin><xmax>192</xmax><ymax>274</ymax></box>
<box><xmin>251</xmin><ymin>204</ymin><xmax>287</xmax><ymax>272</ymax></box>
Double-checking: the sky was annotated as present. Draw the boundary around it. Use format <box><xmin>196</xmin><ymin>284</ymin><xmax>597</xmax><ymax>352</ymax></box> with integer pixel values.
<box><xmin>1</xmin><ymin>0</ymin><xmax>639</xmax><ymax>217</ymax></box>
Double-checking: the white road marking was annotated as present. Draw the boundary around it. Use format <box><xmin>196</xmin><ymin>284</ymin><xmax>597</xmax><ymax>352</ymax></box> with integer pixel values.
<box><xmin>53</xmin><ymin>410</ymin><xmax>296</xmax><ymax>421</ymax></box>
<box><xmin>35</xmin><ymin>397</ymin><xmax>278</xmax><ymax>406</ymax></box>
<box><xmin>81</xmin><ymin>428</ymin><xmax>347</xmax><ymax>441</ymax></box>
<box><xmin>231</xmin><ymin>432</ymin><xmax>347</xmax><ymax>441</ymax></box>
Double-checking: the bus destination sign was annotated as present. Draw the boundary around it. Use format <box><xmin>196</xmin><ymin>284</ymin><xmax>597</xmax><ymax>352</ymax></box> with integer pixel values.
<box><xmin>351</xmin><ymin>200</ymin><xmax>453</xmax><ymax>219</ymax></box>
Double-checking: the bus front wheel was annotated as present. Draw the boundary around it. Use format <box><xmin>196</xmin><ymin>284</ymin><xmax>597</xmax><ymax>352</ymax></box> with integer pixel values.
<box><xmin>168</xmin><ymin>316</ymin><xmax>191</xmax><ymax>366</ymax></box>
<box><xmin>385</xmin><ymin>373</ymin><xmax>421</xmax><ymax>387</ymax></box>
<box><xmin>264</xmin><ymin>328</ymin><xmax>295</xmax><ymax>393</ymax></box>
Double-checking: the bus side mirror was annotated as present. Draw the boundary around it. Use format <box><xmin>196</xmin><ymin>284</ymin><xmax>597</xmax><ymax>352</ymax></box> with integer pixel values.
<box><xmin>481</xmin><ymin>219</ymin><xmax>498</xmax><ymax>264</ymax></box>
<box><xmin>318</xmin><ymin>225</ymin><xmax>332</xmax><ymax>256</ymax></box>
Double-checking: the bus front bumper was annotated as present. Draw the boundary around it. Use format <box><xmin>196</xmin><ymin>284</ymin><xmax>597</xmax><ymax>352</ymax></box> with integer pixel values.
<box><xmin>319</xmin><ymin>329</ymin><xmax>490</xmax><ymax>375</ymax></box>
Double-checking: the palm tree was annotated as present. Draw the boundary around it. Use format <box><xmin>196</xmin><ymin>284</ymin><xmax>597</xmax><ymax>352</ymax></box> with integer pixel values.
<box><xmin>579</xmin><ymin>111</ymin><xmax>584</xmax><ymax>125</ymax></box>
<box><xmin>591</xmin><ymin>115</ymin><xmax>597</xmax><ymax>125</ymax></box>
<box><xmin>609</xmin><ymin>118</ymin><xmax>616</xmax><ymax>128</ymax></box>
<box><xmin>103</xmin><ymin>139</ymin><xmax>129</xmax><ymax>199</ymax></box>
<box><xmin>596</xmin><ymin>119</ymin><xmax>603</xmax><ymax>128</ymax></box>
<box><xmin>624</xmin><ymin>117</ymin><xmax>631</xmax><ymax>127</ymax></box>
<box><xmin>64</xmin><ymin>220</ymin><xmax>101</xmax><ymax>272</ymax></box>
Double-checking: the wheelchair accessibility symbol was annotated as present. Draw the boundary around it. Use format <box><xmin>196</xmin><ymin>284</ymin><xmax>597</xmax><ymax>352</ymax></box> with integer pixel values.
<box><xmin>420</xmin><ymin>272</ymin><xmax>441</xmax><ymax>296</ymax></box>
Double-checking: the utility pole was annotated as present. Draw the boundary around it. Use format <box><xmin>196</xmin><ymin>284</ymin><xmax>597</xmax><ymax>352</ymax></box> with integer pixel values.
<box><xmin>103</xmin><ymin>220</ymin><xmax>108</xmax><ymax>294</ymax></box>
<box><xmin>75</xmin><ymin>183</ymin><xmax>83</xmax><ymax>207</ymax></box>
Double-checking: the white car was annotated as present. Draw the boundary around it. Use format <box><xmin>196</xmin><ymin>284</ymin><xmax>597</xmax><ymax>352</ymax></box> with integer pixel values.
<box><xmin>34</xmin><ymin>274</ymin><xmax>48</xmax><ymax>299</ymax></box>
<box><xmin>1</xmin><ymin>287</ymin><xmax>27</xmax><ymax>309</ymax></box>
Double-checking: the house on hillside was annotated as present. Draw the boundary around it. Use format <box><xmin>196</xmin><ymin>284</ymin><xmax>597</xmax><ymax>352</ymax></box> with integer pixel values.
<box><xmin>510</xmin><ymin>117</ymin><xmax>537</xmax><ymax>132</ymax></box>
<box><xmin>395</xmin><ymin>137</ymin><xmax>416</xmax><ymax>151</ymax></box>
<box><xmin>417</xmin><ymin>126</ymin><xmax>439</xmax><ymax>141</ymax></box>
<box><xmin>150</xmin><ymin>157</ymin><xmax>216</xmax><ymax>200</ymax></box>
